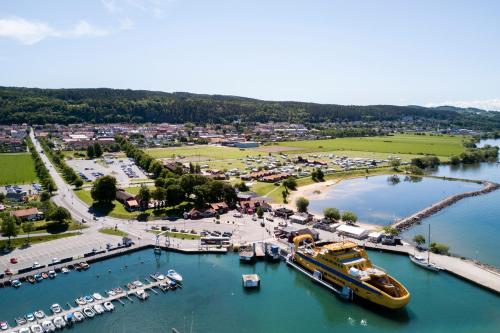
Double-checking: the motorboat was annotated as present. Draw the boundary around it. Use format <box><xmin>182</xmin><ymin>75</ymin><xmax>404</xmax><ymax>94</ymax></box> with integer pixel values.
<box><xmin>61</xmin><ymin>267</ymin><xmax>70</xmax><ymax>274</ymax></box>
<box><xmin>167</xmin><ymin>269</ymin><xmax>183</xmax><ymax>283</ymax></box>
<box><xmin>113</xmin><ymin>287</ymin><xmax>124</xmax><ymax>294</ymax></box>
<box><xmin>92</xmin><ymin>292</ymin><xmax>103</xmax><ymax>301</ymax></box>
<box><xmin>107</xmin><ymin>290</ymin><xmax>116</xmax><ymax>296</ymax></box>
<box><xmin>11</xmin><ymin>279</ymin><xmax>22</xmax><ymax>288</ymax></box>
<box><xmin>154</xmin><ymin>272</ymin><xmax>166</xmax><ymax>280</ymax></box>
<box><xmin>132</xmin><ymin>280</ymin><xmax>144</xmax><ymax>288</ymax></box>
<box><xmin>127</xmin><ymin>283</ymin><xmax>136</xmax><ymax>290</ymax></box>
<box><xmin>34</xmin><ymin>274</ymin><xmax>43</xmax><ymax>282</ymax></box>
<box><xmin>84</xmin><ymin>295</ymin><xmax>94</xmax><ymax>303</ymax></box>
<box><xmin>30</xmin><ymin>324</ymin><xmax>43</xmax><ymax>333</ymax></box>
<box><xmin>74</xmin><ymin>263</ymin><xmax>82</xmax><ymax>271</ymax></box>
<box><xmin>19</xmin><ymin>327</ymin><xmax>30</xmax><ymax>333</ymax></box>
<box><xmin>64</xmin><ymin>313</ymin><xmax>75</xmax><ymax>325</ymax></box>
<box><xmin>75</xmin><ymin>297</ymin><xmax>86</xmax><ymax>306</ymax></box>
<box><xmin>135</xmin><ymin>289</ymin><xmax>149</xmax><ymax>300</ymax></box>
<box><xmin>15</xmin><ymin>316</ymin><xmax>27</xmax><ymax>325</ymax></box>
<box><xmin>103</xmin><ymin>302</ymin><xmax>114</xmax><ymax>312</ymax></box>
<box><xmin>80</xmin><ymin>262</ymin><xmax>90</xmax><ymax>270</ymax></box>
<box><xmin>83</xmin><ymin>307</ymin><xmax>95</xmax><ymax>318</ymax></box>
<box><xmin>34</xmin><ymin>310</ymin><xmax>45</xmax><ymax>319</ymax></box>
<box><xmin>41</xmin><ymin>320</ymin><xmax>56</xmax><ymax>332</ymax></box>
<box><xmin>41</xmin><ymin>272</ymin><xmax>49</xmax><ymax>279</ymax></box>
<box><xmin>50</xmin><ymin>303</ymin><xmax>62</xmax><ymax>314</ymax></box>
<box><xmin>159</xmin><ymin>282</ymin><xmax>169</xmax><ymax>291</ymax></box>
<box><xmin>27</xmin><ymin>275</ymin><xmax>36</xmax><ymax>284</ymax></box>
<box><xmin>73</xmin><ymin>311</ymin><xmax>84</xmax><ymax>322</ymax></box>
<box><xmin>53</xmin><ymin>316</ymin><xmax>66</xmax><ymax>329</ymax></box>
<box><xmin>409</xmin><ymin>254</ymin><xmax>442</xmax><ymax>272</ymax></box>
<box><xmin>0</xmin><ymin>321</ymin><xmax>9</xmax><ymax>331</ymax></box>
<box><xmin>93</xmin><ymin>304</ymin><xmax>105</xmax><ymax>315</ymax></box>
<box><xmin>25</xmin><ymin>313</ymin><xmax>35</xmax><ymax>322</ymax></box>
<box><xmin>48</xmin><ymin>270</ymin><xmax>57</xmax><ymax>279</ymax></box>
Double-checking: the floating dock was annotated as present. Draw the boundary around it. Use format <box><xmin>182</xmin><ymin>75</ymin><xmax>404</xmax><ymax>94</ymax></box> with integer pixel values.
<box><xmin>242</xmin><ymin>274</ymin><xmax>260</xmax><ymax>288</ymax></box>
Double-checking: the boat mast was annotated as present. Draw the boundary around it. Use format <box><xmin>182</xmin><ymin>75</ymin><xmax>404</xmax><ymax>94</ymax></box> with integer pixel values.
<box><xmin>428</xmin><ymin>224</ymin><xmax>431</xmax><ymax>263</ymax></box>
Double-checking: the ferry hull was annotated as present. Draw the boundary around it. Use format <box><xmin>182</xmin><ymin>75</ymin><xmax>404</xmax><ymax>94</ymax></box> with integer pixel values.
<box><xmin>294</xmin><ymin>253</ymin><xmax>410</xmax><ymax>310</ymax></box>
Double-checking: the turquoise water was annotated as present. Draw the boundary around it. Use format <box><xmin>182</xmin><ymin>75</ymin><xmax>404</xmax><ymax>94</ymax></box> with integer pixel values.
<box><xmin>0</xmin><ymin>250</ymin><xmax>499</xmax><ymax>333</ymax></box>
<box><xmin>308</xmin><ymin>175</ymin><xmax>481</xmax><ymax>225</ymax></box>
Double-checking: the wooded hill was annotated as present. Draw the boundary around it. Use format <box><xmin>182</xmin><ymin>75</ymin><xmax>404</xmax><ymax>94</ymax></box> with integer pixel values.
<box><xmin>1</xmin><ymin>86</ymin><xmax>499</xmax><ymax>129</ymax></box>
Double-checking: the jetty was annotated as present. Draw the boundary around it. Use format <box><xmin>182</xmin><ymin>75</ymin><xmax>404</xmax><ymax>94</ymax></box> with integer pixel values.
<box><xmin>4</xmin><ymin>273</ymin><xmax>180</xmax><ymax>332</ymax></box>
<box><xmin>392</xmin><ymin>181</ymin><xmax>500</xmax><ymax>231</ymax></box>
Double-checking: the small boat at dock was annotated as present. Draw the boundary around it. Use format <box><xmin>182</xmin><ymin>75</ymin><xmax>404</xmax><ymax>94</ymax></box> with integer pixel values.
<box><xmin>41</xmin><ymin>320</ymin><xmax>56</xmax><ymax>332</ymax></box>
<box><xmin>84</xmin><ymin>295</ymin><xmax>94</xmax><ymax>303</ymax></box>
<box><xmin>25</xmin><ymin>313</ymin><xmax>35</xmax><ymax>322</ymax></box>
<box><xmin>103</xmin><ymin>301</ymin><xmax>114</xmax><ymax>312</ymax></box>
<box><xmin>15</xmin><ymin>316</ymin><xmax>27</xmax><ymax>326</ymax></box>
<box><xmin>92</xmin><ymin>292</ymin><xmax>103</xmax><ymax>301</ymax></box>
<box><xmin>113</xmin><ymin>287</ymin><xmax>124</xmax><ymax>294</ymax></box>
<box><xmin>50</xmin><ymin>303</ymin><xmax>62</xmax><ymax>314</ymax></box>
<box><xmin>48</xmin><ymin>270</ymin><xmax>57</xmax><ymax>279</ymax></box>
<box><xmin>41</xmin><ymin>272</ymin><xmax>49</xmax><ymax>279</ymax></box>
<box><xmin>83</xmin><ymin>307</ymin><xmax>95</xmax><ymax>318</ymax></box>
<box><xmin>242</xmin><ymin>274</ymin><xmax>260</xmax><ymax>288</ymax></box>
<box><xmin>11</xmin><ymin>279</ymin><xmax>22</xmax><ymax>288</ymax></box>
<box><xmin>167</xmin><ymin>269</ymin><xmax>183</xmax><ymax>283</ymax></box>
<box><xmin>0</xmin><ymin>321</ymin><xmax>9</xmax><ymax>331</ymax></box>
<box><xmin>75</xmin><ymin>297</ymin><xmax>86</xmax><ymax>305</ymax></box>
<box><xmin>19</xmin><ymin>327</ymin><xmax>30</xmax><ymax>333</ymax></box>
<box><xmin>61</xmin><ymin>267</ymin><xmax>70</xmax><ymax>274</ymax></box>
<box><xmin>80</xmin><ymin>262</ymin><xmax>90</xmax><ymax>270</ymax></box>
<box><xmin>30</xmin><ymin>324</ymin><xmax>43</xmax><ymax>333</ymax></box>
<box><xmin>409</xmin><ymin>254</ymin><xmax>442</xmax><ymax>272</ymax></box>
<box><xmin>108</xmin><ymin>289</ymin><xmax>117</xmax><ymax>296</ymax></box>
<box><xmin>93</xmin><ymin>304</ymin><xmax>105</xmax><ymax>315</ymax></box>
<box><xmin>34</xmin><ymin>274</ymin><xmax>43</xmax><ymax>282</ymax></box>
<box><xmin>53</xmin><ymin>316</ymin><xmax>66</xmax><ymax>329</ymax></box>
<box><xmin>27</xmin><ymin>275</ymin><xmax>35</xmax><ymax>284</ymax></box>
<box><xmin>73</xmin><ymin>311</ymin><xmax>84</xmax><ymax>322</ymax></box>
<box><xmin>34</xmin><ymin>310</ymin><xmax>45</xmax><ymax>319</ymax></box>
<box><xmin>127</xmin><ymin>282</ymin><xmax>136</xmax><ymax>290</ymax></box>
<box><xmin>135</xmin><ymin>289</ymin><xmax>149</xmax><ymax>300</ymax></box>
<box><xmin>74</xmin><ymin>263</ymin><xmax>82</xmax><ymax>271</ymax></box>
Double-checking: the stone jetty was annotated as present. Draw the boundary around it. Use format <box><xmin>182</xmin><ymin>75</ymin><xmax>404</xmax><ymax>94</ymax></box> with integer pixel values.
<box><xmin>392</xmin><ymin>181</ymin><xmax>500</xmax><ymax>231</ymax></box>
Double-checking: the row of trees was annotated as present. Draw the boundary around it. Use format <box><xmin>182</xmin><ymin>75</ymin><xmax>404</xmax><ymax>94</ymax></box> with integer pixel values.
<box><xmin>40</xmin><ymin>138</ymin><xmax>83</xmax><ymax>188</ymax></box>
<box><xmin>116</xmin><ymin>136</ymin><xmax>166</xmax><ymax>179</ymax></box>
<box><xmin>411</xmin><ymin>156</ymin><xmax>441</xmax><ymax>169</ymax></box>
<box><xmin>27</xmin><ymin>135</ymin><xmax>57</xmax><ymax>192</ymax></box>
<box><xmin>311</xmin><ymin>168</ymin><xmax>325</xmax><ymax>182</ymax></box>
<box><xmin>450</xmin><ymin>145</ymin><xmax>499</xmax><ymax>164</ymax></box>
<box><xmin>86</xmin><ymin>142</ymin><xmax>103</xmax><ymax>159</ymax></box>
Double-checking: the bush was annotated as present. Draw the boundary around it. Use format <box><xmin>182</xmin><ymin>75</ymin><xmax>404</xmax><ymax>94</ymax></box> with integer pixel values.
<box><xmin>430</xmin><ymin>242</ymin><xmax>450</xmax><ymax>255</ymax></box>
<box><xmin>323</xmin><ymin>207</ymin><xmax>340</xmax><ymax>221</ymax></box>
<box><xmin>341</xmin><ymin>211</ymin><xmax>358</xmax><ymax>223</ymax></box>
<box><xmin>295</xmin><ymin>197</ymin><xmax>309</xmax><ymax>213</ymax></box>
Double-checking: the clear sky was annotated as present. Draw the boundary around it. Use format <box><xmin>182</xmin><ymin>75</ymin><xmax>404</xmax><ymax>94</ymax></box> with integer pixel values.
<box><xmin>1</xmin><ymin>0</ymin><xmax>499</xmax><ymax>110</ymax></box>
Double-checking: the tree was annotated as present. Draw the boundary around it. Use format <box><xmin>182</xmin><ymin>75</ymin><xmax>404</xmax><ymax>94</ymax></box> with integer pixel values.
<box><xmin>323</xmin><ymin>207</ymin><xmax>340</xmax><ymax>221</ymax></box>
<box><xmin>382</xmin><ymin>226</ymin><xmax>399</xmax><ymax>236</ymax></box>
<box><xmin>413</xmin><ymin>234</ymin><xmax>426</xmax><ymax>246</ymax></box>
<box><xmin>74</xmin><ymin>178</ymin><xmax>84</xmax><ymax>189</ymax></box>
<box><xmin>234</xmin><ymin>182</ymin><xmax>249</xmax><ymax>192</ymax></box>
<box><xmin>256</xmin><ymin>207</ymin><xmax>264</xmax><ymax>219</ymax></box>
<box><xmin>281</xmin><ymin>190</ymin><xmax>288</xmax><ymax>203</ymax></box>
<box><xmin>49</xmin><ymin>206</ymin><xmax>71</xmax><ymax>225</ymax></box>
<box><xmin>22</xmin><ymin>221</ymin><xmax>35</xmax><ymax>245</ymax></box>
<box><xmin>450</xmin><ymin>155</ymin><xmax>461</xmax><ymax>165</ymax></box>
<box><xmin>1</xmin><ymin>215</ymin><xmax>20</xmax><ymax>248</ymax></box>
<box><xmin>91</xmin><ymin>175</ymin><xmax>117</xmax><ymax>203</ymax></box>
<box><xmin>282</xmin><ymin>177</ymin><xmax>297</xmax><ymax>191</ymax></box>
<box><xmin>390</xmin><ymin>159</ymin><xmax>401</xmax><ymax>170</ymax></box>
<box><xmin>430</xmin><ymin>242</ymin><xmax>450</xmax><ymax>255</ymax></box>
<box><xmin>152</xmin><ymin>187</ymin><xmax>166</xmax><ymax>207</ymax></box>
<box><xmin>93</xmin><ymin>142</ymin><xmax>103</xmax><ymax>158</ymax></box>
<box><xmin>137</xmin><ymin>185</ymin><xmax>151</xmax><ymax>210</ymax></box>
<box><xmin>166</xmin><ymin>184</ymin><xmax>185</xmax><ymax>206</ymax></box>
<box><xmin>86</xmin><ymin>144</ymin><xmax>95</xmax><ymax>159</ymax></box>
<box><xmin>296</xmin><ymin>197</ymin><xmax>309</xmax><ymax>213</ymax></box>
<box><xmin>40</xmin><ymin>191</ymin><xmax>51</xmax><ymax>201</ymax></box>
<box><xmin>341</xmin><ymin>211</ymin><xmax>358</xmax><ymax>223</ymax></box>
<box><xmin>0</xmin><ymin>192</ymin><xmax>4</xmax><ymax>203</ymax></box>
<box><xmin>315</xmin><ymin>168</ymin><xmax>325</xmax><ymax>181</ymax></box>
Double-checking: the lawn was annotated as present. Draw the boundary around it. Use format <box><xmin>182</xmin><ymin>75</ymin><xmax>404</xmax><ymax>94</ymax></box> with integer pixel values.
<box><xmin>0</xmin><ymin>153</ymin><xmax>37</xmax><ymax>185</ymax></box>
<box><xmin>75</xmin><ymin>189</ymin><xmax>138</xmax><ymax>219</ymax></box>
<box><xmin>98</xmin><ymin>227</ymin><xmax>128</xmax><ymax>237</ymax></box>
<box><xmin>0</xmin><ymin>232</ymin><xmax>79</xmax><ymax>249</ymax></box>
<box><xmin>146</xmin><ymin>145</ymin><xmax>262</xmax><ymax>160</ymax></box>
<box><xmin>275</xmin><ymin>134</ymin><xmax>466</xmax><ymax>158</ymax></box>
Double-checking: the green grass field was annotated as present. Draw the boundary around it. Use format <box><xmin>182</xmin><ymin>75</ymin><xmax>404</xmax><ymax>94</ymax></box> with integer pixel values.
<box><xmin>98</xmin><ymin>227</ymin><xmax>128</xmax><ymax>237</ymax></box>
<box><xmin>0</xmin><ymin>153</ymin><xmax>37</xmax><ymax>185</ymax></box>
<box><xmin>275</xmin><ymin>134</ymin><xmax>466</xmax><ymax>157</ymax></box>
<box><xmin>146</xmin><ymin>145</ymin><xmax>262</xmax><ymax>160</ymax></box>
<box><xmin>148</xmin><ymin>230</ymin><xmax>200</xmax><ymax>240</ymax></box>
<box><xmin>75</xmin><ymin>189</ymin><xmax>138</xmax><ymax>219</ymax></box>
<box><xmin>0</xmin><ymin>232</ymin><xmax>79</xmax><ymax>249</ymax></box>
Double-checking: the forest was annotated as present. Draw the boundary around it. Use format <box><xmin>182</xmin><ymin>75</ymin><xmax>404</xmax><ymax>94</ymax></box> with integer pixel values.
<box><xmin>1</xmin><ymin>86</ymin><xmax>500</xmax><ymax>130</ymax></box>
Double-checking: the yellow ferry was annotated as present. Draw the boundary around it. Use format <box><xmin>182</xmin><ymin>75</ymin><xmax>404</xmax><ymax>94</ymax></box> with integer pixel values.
<box><xmin>292</xmin><ymin>234</ymin><xmax>410</xmax><ymax>309</ymax></box>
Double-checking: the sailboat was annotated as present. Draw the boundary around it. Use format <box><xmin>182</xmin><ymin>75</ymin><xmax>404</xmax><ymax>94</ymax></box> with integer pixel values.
<box><xmin>409</xmin><ymin>224</ymin><xmax>442</xmax><ymax>272</ymax></box>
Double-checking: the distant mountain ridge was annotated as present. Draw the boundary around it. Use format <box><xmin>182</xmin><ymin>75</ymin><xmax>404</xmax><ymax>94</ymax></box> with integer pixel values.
<box><xmin>1</xmin><ymin>86</ymin><xmax>499</xmax><ymax>129</ymax></box>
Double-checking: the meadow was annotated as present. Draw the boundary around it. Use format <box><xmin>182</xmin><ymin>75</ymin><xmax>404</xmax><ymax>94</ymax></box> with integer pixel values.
<box><xmin>275</xmin><ymin>134</ymin><xmax>466</xmax><ymax>158</ymax></box>
<box><xmin>146</xmin><ymin>145</ymin><xmax>262</xmax><ymax>160</ymax></box>
<box><xmin>0</xmin><ymin>153</ymin><xmax>37</xmax><ymax>185</ymax></box>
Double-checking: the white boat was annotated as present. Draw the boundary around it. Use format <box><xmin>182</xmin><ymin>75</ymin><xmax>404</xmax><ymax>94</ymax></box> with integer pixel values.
<box><xmin>50</xmin><ymin>303</ymin><xmax>62</xmax><ymax>314</ymax></box>
<box><xmin>41</xmin><ymin>320</ymin><xmax>56</xmax><ymax>332</ymax></box>
<box><xmin>92</xmin><ymin>292</ymin><xmax>103</xmax><ymax>301</ymax></box>
<box><xmin>409</xmin><ymin>254</ymin><xmax>442</xmax><ymax>272</ymax></box>
<box><xmin>159</xmin><ymin>282</ymin><xmax>169</xmax><ymax>291</ymax></box>
<box><xmin>19</xmin><ymin>327</ymin><xmax>30</xmax><ymax>333</ymax></box>
<box><xmin>83</xmin><ymin>307</ymin><xmax>95</xmax><ymax>318</ymax></box>
<box><xmin>107</xmin><ymin>290</ymin><xmax>116</xmax><ymax>296</ymax></box>
<box><xmin>34</xmin><ymin>310</ymin><xmax>45</xmax><ymax>319</ymax></box>
<box><xmin>103</xmin><ymin>301</ymin><xmax>114</xmax><ymax>312</ymax></box>
<box><xmin>167</xmin><ymin>269</ymin><xmax>183</xmax><ymax>283</ymax></box>
<box><xmin>73</xmin><ymin>311</ymin><xmax>84</xmax><ymax>322</ymax></box>
<box><xmin>30</xmin><ymin>324</ymin><xmax>43</xmax><ymax>333</ymax></box>
<box><xmin>25</xmin><ymin>313</ymin><xmax>35</xmax><ymax>322</ymax></box>
<box><xmin>53</xmin><ymin>317</ymin><xmax>66</xmax><ymax>329</ymax></box>
<box><xmin>0</xmin><ymin>321</ymin><xmax>9</xmax><ymax>331</ymax></box>
<box><xmin>135</xmin><ymin>289</ymin><xmax>149</xmax><ymax>300</ymax></box>
<box><xmin>61</xmin><ymin>267</ymin><xmax>70</xmax><ymax>274</ymax></box>
<box><xmin>93</xmin><ymin>304</ymin><xmax>105</xmax><ymax>314</ymax></box>
<box><xmin>154</xmin><ymin>272</ymin><xmax>165</xmax><ymax>280</ymax></box>
<box><xmin>132</xmin><ymin>280</ymin><xmax>144</xmax><ymax>288</ymax></box>
<box><xmin>75</xmin><ymin>297</ymin><xmax>86</xmax><ymax>305</ymax></box>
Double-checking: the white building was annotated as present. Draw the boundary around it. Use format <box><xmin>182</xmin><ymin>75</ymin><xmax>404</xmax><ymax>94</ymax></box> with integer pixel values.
<box><xmin>337</xmin><ymin>224</ymin><xmax>369</xmax><ymax>239</ymax></box>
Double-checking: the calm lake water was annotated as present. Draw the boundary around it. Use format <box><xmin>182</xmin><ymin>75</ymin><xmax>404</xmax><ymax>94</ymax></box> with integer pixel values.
<box><xmin>0</xmin><ymin>250</ymin><xmax>499</xmax><ymax>333</ymax></box>
<box><xmin>307</xmin><ymin>175</ymin><xmax>481</xmax><ymax>225</ymax></box>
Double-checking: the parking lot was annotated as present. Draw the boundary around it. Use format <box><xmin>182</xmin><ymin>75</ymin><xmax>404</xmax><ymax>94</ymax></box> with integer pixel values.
<box><xmin>67</xmin><ymin>157</ymin><xmax>147</xmax><ymax>185</ymax></box>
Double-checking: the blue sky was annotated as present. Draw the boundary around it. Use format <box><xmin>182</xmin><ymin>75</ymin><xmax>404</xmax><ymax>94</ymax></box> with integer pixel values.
<box><xmin>1</xmin><ymin>0</ymin><xmax>499</xmax><ymax>110</ymax></box>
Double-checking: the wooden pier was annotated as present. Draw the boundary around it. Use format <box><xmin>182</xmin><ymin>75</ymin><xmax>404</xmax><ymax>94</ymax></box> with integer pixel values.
<box><xmin>6</xmin><ymin>275</ymin><xmax>179</xmax><ymax>333</ymax></box>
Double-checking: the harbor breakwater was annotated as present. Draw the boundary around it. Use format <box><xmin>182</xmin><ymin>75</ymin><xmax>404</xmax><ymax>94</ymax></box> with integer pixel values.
<box><xmin>392</xmin><ymin>181</ymin><xmax>500</xmax><ymax>231</ymax></box>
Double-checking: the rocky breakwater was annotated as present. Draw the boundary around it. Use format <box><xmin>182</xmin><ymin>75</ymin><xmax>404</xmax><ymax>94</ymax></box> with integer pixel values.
<box><xmin>392</xmin><ymin>181</ymin><xmax>500</xmax><ymax>232</ymax></box>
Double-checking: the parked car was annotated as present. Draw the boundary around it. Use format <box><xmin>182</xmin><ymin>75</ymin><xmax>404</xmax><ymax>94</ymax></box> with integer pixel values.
<box><xmin>10</xmin><ymin>258</ymin><xmax>17</xmax><ymax>264</ymax></box>
<box><xmin>233</xmin><ymin>212</ymin><xmax>243</xmax><ymax>218</ymax></box>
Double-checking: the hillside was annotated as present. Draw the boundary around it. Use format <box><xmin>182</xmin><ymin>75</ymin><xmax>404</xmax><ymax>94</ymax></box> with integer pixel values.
<box><xmin>1</xmin><ymin>86</ymin><xmax>499</xmax><ymax>129</ymax></box>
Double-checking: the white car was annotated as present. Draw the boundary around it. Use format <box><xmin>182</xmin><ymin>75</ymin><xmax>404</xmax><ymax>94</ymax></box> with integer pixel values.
<box><xmin>233</xmin><ymin>212</ymin><xmax>242</xmax><ymax>218</ymax></box>
<box><xmin>32</xmin><ymin>262</ymin><xmax>41</xmax><ymax>269</ymax></box>
<box><xmin>52</xmin><ymin>258</ymin><xmax>60</xmax><ymax>264</ymax></box>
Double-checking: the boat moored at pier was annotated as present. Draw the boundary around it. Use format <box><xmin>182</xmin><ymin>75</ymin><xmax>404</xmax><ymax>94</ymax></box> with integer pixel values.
<box><xmin>292</xmin><ymin>234</ymin><xmax>410</xmax><ymax>309</ymax></box>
